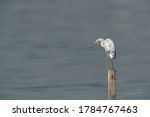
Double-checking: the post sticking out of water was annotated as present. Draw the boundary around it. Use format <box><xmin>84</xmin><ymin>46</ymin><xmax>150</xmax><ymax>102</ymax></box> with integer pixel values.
<box><xmin>108</xmin><ymin>69</ymin><xmax>116</xmax><ymax>100</ymax></box>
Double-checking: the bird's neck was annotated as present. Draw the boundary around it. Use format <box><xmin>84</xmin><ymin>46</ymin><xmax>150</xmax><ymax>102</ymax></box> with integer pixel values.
<box><xmin>101</xmin><ymin>41</ymin><xmax>105</xmax><ymax>48</ymax></box>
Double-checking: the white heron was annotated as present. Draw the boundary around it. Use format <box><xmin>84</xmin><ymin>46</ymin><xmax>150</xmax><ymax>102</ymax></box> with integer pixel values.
<box><xmin>90</xmin><ymin>38</ymin><xmax>116</xmax><ymax>69</ymax></box>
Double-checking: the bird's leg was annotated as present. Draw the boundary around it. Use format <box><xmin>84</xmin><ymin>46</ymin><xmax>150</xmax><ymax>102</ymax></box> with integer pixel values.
<box><xmin>110</xmin><ymin>59</ymin><xmax>114</xmax><ymax>70</ymax></box>
<box><xmin>107</xmin><ymin>54</ymin><xmax>111</xmax><ymax>70</ymax></box>
<box><xmin>107</xmin><ymin>55</ymin><xmax>109</xmax><ymax>70</ymax></box>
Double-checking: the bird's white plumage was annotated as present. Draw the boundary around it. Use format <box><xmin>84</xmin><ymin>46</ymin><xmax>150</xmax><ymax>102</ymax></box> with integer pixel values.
<box><xmin>104</xmin><ymin>39</ymin><xmax>116</xmax><ymax>59</ymax></box>
<box><xmin>90</xmin><ymin>38</ymin><xmax>116</xmax><ymax>59</ymax></box>
<box><xmin>90</xmin><ymin>38</ymin><xmax>116</xmax><ymax>69</ymax></box>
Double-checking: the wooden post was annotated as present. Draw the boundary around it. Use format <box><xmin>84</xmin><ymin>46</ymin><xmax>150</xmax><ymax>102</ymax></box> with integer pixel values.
<box><xmin>108</xmin><ymin>69</ymin><xmax>116</xmax><ymax>100</ymax></box>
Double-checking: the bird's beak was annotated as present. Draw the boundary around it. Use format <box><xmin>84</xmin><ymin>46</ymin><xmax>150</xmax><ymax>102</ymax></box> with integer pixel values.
<box><xmin>90</xmin><ymin>42</ymin><xmax>96</xmax><ymax>48</ymax></box>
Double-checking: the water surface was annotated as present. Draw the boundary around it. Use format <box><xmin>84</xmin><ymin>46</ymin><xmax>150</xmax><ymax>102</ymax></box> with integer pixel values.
<box><xmin>0</xmin><ymin>0</ymin><xmax>150</xmax><ymax>99</ymax></box>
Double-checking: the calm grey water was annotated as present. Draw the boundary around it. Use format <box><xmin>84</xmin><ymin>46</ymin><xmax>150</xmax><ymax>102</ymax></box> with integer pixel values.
<box><xmin>0</xmin><ymin>0</ymin><xmax>150</xmax><ymax>99</ymax></box>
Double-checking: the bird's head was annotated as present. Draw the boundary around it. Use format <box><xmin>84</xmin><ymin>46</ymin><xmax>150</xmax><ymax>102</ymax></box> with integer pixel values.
<box><xmin>90</xmin><ymin>38</ymin><xmax>104</xmax><ymax>48</ymax></box>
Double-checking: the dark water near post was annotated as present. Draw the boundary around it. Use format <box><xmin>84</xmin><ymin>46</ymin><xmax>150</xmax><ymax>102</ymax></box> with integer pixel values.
<box><xmin>0</xmin><ymin>0</ymin><xmax>150</xmax><ymax>99</ymax></box>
